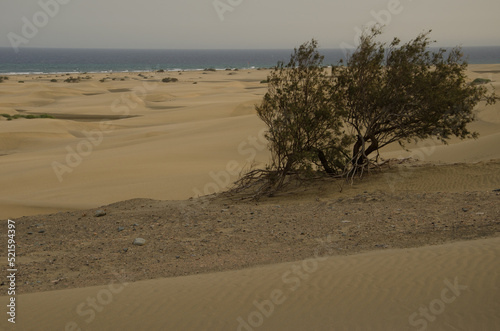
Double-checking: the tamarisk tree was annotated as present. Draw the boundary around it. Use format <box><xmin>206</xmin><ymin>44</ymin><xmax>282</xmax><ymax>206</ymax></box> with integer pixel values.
<box><xmin>255</xmin><ymin>39</ymin><xmax>350</xmax><ymax>192</ymax></box>
<box><xmin>333</xmin><ymin>28</ymin><xmax>496</xmax><ymax>169</ymax></box>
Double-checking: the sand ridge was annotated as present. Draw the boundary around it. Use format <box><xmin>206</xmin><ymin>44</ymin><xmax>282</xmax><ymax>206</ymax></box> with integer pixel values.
<box><xmin>0</xmin><ymin>65</ymin><xmax>499</xmax><ymax>330</ymax></box>
<box><xmin>3</xmin><ymin>236</ymin><xmax>499</xmax><ymax>330</ymax></box>
<box><xmin>1</xmin><ymin>65</ymin><xmax>499</xmax><ymax>219</ymax></box>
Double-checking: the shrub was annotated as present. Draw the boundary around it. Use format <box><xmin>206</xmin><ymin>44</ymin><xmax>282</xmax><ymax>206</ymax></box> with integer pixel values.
<box><xmin>162</xmin><ymin>77</ymin><xmax>179</xmax><ymax>83</ymax></box>
<box><xmin>64</xmin><ymin>77</ymin><xmax>81</xmax><ymax>83</ymax></box>
<box><xmin>334</xmin><ymin>28</ymin><xmax>496</xmax><ymax>170</ymax></box>
<box><xmin>254</xmin><ymin>39</ymin><xmax>350</xmax><ymax>193</ymax></box>
<box><xmin>472</xmin><ymin>78</ymin><xmax>492</xmax><ymax>85</ymax></box>
<box><xmin>1</xmin><ymin>113</ymin><xmax>54</xmax><ymax>120</ymax></box>
<box><xmin>240</xmin><ymin>29</ymin><xmax>497</xmax><ymax>197</ymax></box>
<box><xmin>50</xmin><ymin>79</ymin><xmax>58</xmax><ymax>82</ymax></box>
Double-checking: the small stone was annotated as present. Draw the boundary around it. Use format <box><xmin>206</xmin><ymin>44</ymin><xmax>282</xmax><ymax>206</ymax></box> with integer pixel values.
<box><xmin>342</xmin><ymin>220</ymin><xmax>351</xmax><ymax>223</ymax></box>
<box><xmin>123</xmin><ymin>248</ymin><xmax>128</xmax><ymax>252</ymax></box>
<box><xmin>133</xmin><ymin>238</ymin><xmax>146</xmax><ymax>246</ymax></box>
<box><xmin>38</xmin><ymin>229</ymin><xmax>46</xmax><ymax>234</ymax></box>
<box><xmin>118</xmin><ymin>227</ymin><xmax>125</xmax><ymax>232</ymax></box>
<box><xmin>493</xmin><ymin>189</ymin><xmax>500</xmax><ymax>192</ymax></box>
<box><xmin>28</xmin><ymin>232</ymin><xmax>34</xmax><ymax>235</ymax></box>
<box><xmin>476</xmin><ymin>212</ymin><xmax>485</xmax><ymax>215</ymax></box>
<box><xmin>176</xmin><ymin>256</ymin><xmax>180</xmax><ymax>259</ymax></box>
<box><xmin>94</xmin><ymin>210</ymin><xmax>106</xmax><ymax>217</ymax></box>
<box><xmin>462</xmin><ymin>208</ymin><xmax>468</xmax><ymax>212</ymax></box>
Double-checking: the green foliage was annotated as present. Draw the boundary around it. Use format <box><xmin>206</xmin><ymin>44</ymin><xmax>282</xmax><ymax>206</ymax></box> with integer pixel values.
<box><xmin>472</xmin><ymin>78</ymin><xmax>492</xmax><ymax>85</ymax></box>
<box><xmin>64</xmin><ymin>76</ymin><xmax>81</xmax><ymax>83</ymax></box>
<box><xmin>249</xmin><ymin>29</ymin><xmax>496</xmax><ymax>196</ymax></box>
<box><xmin>162</xmin><ymin>77</ymin><xmax>179</xmax><ymax>83</ymax></box>
<box><xmin>1</xmin><ymin>113</ymin><xmax>54</xmax><ymax>121</ymax></box>
<box><xmin>50</xmin><ymin>79</ymin><xmax>58</xmax><ymax>82</ymax></box>
<box><xmin>334</xmin><ymin>27</ymin><xmax>496</xmax><ymax>168</ymax></box>
<box><xmin>255</xmin><ymin>39</ymin><xmax>351</xmax><ymax>191</ymax></box>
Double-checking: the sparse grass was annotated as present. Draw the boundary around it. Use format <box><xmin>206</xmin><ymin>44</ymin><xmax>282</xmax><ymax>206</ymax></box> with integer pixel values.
<box><xmin>162</xmin><ymin>77</ymin><xmax>179</xmax><ymax>83</ymax></box>
<box><xmin>1</xmin><ymin>113</ymin><xmax>54</xmax><ymax>121</ymax></box>
<box><xmin>472</xmin><ymin>78</ymin><xmax>492</xmax><ymax>85</ymax></box>
<box><xmin>64</xmin><ymin>77</ymin><xmax>81</xmax><ymax>83</ymax></box>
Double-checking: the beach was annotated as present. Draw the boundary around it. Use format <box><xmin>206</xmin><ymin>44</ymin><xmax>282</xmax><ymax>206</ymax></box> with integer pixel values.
<box><xmin>0</xmin><ymin>65</ymin><xmax>499</xmax><ymax>330</ymax></box>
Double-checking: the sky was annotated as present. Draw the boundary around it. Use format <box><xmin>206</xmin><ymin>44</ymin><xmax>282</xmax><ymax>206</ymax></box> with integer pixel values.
<box><xmin>1</xmin><ymin>0</ymin><xmax>499</xmax><ymax>50</ymax></box>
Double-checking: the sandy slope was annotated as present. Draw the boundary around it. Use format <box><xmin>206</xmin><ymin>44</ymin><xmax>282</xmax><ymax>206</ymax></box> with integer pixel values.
<box><xmin>0</xmin><ymin>65</ymin><xmax>499</xmax><ymax>331</ymax></box>
<box><xmin>2</xmin><ymin>236</ymin><xmax>499</xmax><ymax>330</ymax></box>
<box><xmin>1</xmin><ymin>65</ymin><xmax>499</xmax><ymax>219</ymax></box>
<box><xmin>0</xmin><ymin>70</ymin><xmax>270</xmax><ymax>219</ymax></box>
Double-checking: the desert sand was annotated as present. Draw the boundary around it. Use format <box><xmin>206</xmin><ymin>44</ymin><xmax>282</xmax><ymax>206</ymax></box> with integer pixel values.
<box><xmin>0</xmin><ymin>65</ymin><xmax>499</xmax><ymax>218</ymax></box>
<box><xmin>0</xmin><ymin>65</ymin><xmax>499</xmax><ymax>330</ymax></box>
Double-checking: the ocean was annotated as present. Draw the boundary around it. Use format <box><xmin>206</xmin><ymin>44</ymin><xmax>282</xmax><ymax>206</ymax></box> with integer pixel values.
<box><xmin>0</xmin><ymin>46</ymin><xmax>499</xmax><ymax>75</ymax></box>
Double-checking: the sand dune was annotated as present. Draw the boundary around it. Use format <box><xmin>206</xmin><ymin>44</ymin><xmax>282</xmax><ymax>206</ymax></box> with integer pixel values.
<box><xmin>1</xmin><ymin>66</ymin><xmax>499</xmax><ymax>219</ymax></box>
<box><xmin>0</xmin><ymin>66</ymin><xmax>499</xmax><ymax>331</ymax></box>
<box><xmin>3</xmin><ymin>236</ymin><xmax>499</xmax><ymax>330</ymax></box>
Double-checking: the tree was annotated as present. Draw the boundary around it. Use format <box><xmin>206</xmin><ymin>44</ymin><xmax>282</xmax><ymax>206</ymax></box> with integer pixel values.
<box><xmin>255</xmin><ymin>39</ymin><xmax>350</xmax><ymax>192</ymax></box>
<box><xmin>333</xmin><ymin>27</ymin><xmax>496</xmax><ymax>170</ymax></box>
<box><xmin>236</xmin><ymin>29</ymin><xmax>496</xmax><ymax>198</ymax></box>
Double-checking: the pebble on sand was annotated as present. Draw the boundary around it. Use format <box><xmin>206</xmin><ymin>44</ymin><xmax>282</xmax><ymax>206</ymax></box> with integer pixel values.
<box><xmin>133</xmin><ymin>238</ymin><xmax>146</xmax><ymax>246</ymax></box>
<box><xmin>94</xmin><ymin>210</ymin><xmax>107</xmax><ymax>217</ymax></box>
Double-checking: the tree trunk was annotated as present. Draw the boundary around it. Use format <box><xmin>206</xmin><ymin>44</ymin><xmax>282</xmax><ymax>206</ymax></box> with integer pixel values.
<box><xmin>352</xmin><ymin>135</ymin><xmax>379</xmax><ymax>166</ymax></box>
<box><xmin>317</xmin><ymin>150</ymin><xmax>335</xmax><ymax>174</ymax></box>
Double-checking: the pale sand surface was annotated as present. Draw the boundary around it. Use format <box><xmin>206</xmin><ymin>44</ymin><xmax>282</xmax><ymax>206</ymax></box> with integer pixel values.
<box><xmin>0</xmin><ymin>65</ymin><xmax>499</xmax><ymax>219</ymax></box>
<box><xmin>1</xmin><ymin>237</ymin><xmax>498</xmax><ymax>330</ymax></box>
<box><xmin>0</xmin><ymin>65</ymin><xmax>499</xmax><ymax>330</ymax></box>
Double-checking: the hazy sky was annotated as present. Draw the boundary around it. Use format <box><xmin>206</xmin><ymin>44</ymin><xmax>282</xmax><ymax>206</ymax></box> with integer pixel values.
<box><xmin>1</xmin><ymin>0</ymin><xmax>499</xmax><ymax>50</ymax></box>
